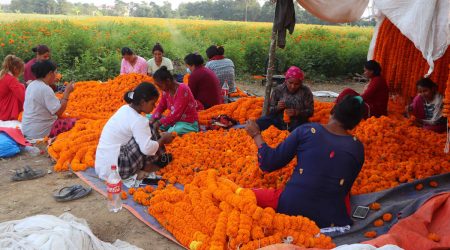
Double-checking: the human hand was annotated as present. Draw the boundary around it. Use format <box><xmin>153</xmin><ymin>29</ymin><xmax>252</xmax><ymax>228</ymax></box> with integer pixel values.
<box><xmin>245</xmin><ymin>120</ymin><xmax>261</xmax><ymax>138</ymax></box>
<box><xmin>64</xmin><ymin>81</ymin><xmax>75</xmax><ymax>94</ymax></box>
<box><xmin>153</xmin><ymin>120</ymin><xmax>161</xmax><ymax>131</ymax></box>
<box><xmin>277</xmin><ymin>101</ymin><xmax>286</xmax><ymax>110</ymax></box>
<box><xmin>159</xmin><ymin>132</ymin><xmax>174</xmax><ymax>145</ymax></box>
<box><xmin>137</xmin><ymin>170</ymin><xmax>149</xmax><ymax>180</ymax></box>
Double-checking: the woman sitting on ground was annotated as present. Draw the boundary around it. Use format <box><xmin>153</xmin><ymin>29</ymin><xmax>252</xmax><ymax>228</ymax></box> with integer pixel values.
<box><xmin>406</xmin><ymin>78</ymin><xmax>446</xmax><ymax>133</ymax></box>
<box><xmin>150</xmin><ymin>66</ymin><xmax>199</xmax><ymax>135</ymax></box>
<box><xmin>24</xmin><ymin>45</ymin><xmax>51</xmax><ymax>84</ymax></box>
<box><xmin>185</xmin><ymin>53</ymin><xmax>223</xmax><ymax>110</ymax></box>
<box><xmin>22</xmin><ymin>61</ymin><xmax>75</xmax><ymax>139</ymax></box>
<box><xmin>205</xmin><ymin>45</ymin><xmax>236</xmax><ymax>92</ymax></box>
<box><xmin>0</xmin><ymin>55</ymin><xmax>25</xmax><ymax>121</ymax></box>
<box><xmin>147</xmin><ymin>43</ymin><xmax>174</xmax><ymax>76</ymax></box>
<box><xmin>120</xmin><ymin>47</ymin><xmax>148</xmax><ymax>75</ymax></box>
<box><xmin>336</xmin><ymin>60</ymin><xmax>389</xmax><ymax>118</ymax></box>
<box><xmin>245</xmin><ymin>95</ymin><xmax>365</xmax><ymax>228</ymax></box>
<box><xmin>95</xmin><ymin>83</ymin><xmax>174</xmax><ymax>181</ymax></box>
<box><xmin>257</xmin><ymin>66</ymin><xmax>314</xmax><ymax>132</ymax></box>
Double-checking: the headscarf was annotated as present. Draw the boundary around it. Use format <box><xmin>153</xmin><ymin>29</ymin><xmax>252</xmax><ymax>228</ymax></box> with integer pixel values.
<box><xmin>285</xmin><ymin>66</ymin><xmax>304</xmax><ymax>81</ymax></box>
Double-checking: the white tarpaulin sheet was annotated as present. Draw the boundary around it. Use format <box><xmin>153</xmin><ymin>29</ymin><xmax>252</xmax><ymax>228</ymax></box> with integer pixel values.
<box><xmin>0</xmin><ymin>213</ymin><xmax>142</xmax><ymax>250</ymax></box>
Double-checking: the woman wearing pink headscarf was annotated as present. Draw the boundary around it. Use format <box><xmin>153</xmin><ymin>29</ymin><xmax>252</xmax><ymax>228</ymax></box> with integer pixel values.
<box><xmin>256</xmin><ymin>66</ymin><xmax>314</xmax><ymax>131</ymax></box>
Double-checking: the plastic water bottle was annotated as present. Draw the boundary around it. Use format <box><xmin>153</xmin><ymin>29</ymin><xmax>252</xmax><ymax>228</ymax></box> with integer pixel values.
<box><xmin>222</xmin><ymin>80</ymin><xmax>229</xmax><ymax>103</ymax></box>
<box><xmin>106</xmin><ymin>165</ymin><xmax>122</xmax><ymax>212</ymax></box>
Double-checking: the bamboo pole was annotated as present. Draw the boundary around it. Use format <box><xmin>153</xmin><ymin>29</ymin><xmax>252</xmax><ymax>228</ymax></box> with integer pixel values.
<box><xmin>262</xmin><ymin>31</ymin><xmax>277</xmax><ymax>116</ymax></box>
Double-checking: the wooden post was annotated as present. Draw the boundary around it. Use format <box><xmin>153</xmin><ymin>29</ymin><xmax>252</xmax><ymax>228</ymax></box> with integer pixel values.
<box><xmin>262</xmin><ymin>31</ymin><xmax>277</xmax><ymax>116</ymax></box>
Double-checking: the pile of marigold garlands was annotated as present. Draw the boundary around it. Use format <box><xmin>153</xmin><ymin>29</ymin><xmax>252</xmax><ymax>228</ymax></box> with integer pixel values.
<box><xmin>132</xmin><ymin>170</ymin><xmax>335</xmax><ymax>250</ymax></box>
<box><xmin>47</xmin><ymin>73</ymin><xmax>450</xmax><ymax>248</ymax></box>
<box><xmin>49</xmin><ymin>74</ymin><xmax>450</xmax><ymax>194</ymax></box>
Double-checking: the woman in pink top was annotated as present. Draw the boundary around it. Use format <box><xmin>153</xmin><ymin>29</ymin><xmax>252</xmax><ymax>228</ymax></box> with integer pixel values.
<box><xmin>24</xmin><ymin>45</ymin><xmax>51</xmax><ymax>83</ymax></box>
<box><xmin>120</xmin><ymin>47</ymin><xmax>148</xmax><ymax>75</ymax></box>
<box><xmin>0</xmin><ymin>55</ymin><xmax>25</xmax><ymax>121</ymax></box>
<box><xmin>150</xmin><ymin>66</ymin><xmax>199</xmax><ymax>135</ymax></box>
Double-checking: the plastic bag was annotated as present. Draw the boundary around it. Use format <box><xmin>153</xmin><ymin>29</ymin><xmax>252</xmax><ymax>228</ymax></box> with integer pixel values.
<box><xmin>0</xmin><ymin>132</ymin><xmax>20</xmax><ymax>158</ymax></box>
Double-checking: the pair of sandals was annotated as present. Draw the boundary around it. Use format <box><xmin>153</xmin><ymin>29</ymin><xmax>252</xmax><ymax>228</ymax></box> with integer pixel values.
<box><xmin>11</xmin><ymin>166</ymin><xmax>91</xmax><ymax>202</ymax></box>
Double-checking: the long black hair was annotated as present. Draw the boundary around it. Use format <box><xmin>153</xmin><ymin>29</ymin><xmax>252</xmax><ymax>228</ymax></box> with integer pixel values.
<box><xmin>32</xmin><ymin>45</ymin><xmax>50</xmax><ymax>55</ymax></box>
<box><xmin>121</xmin><ymin>47</ymin><xmax>134</xmax><ymax>56</ymax></box>
<box><xmin>416</xmin><ymin>78</ymin><xmax>437</xmax><ymax>90</ymax></box>
<box><xmin>184</xmin><ymin>53</ymin><xmax>204</xmax><ymax>66</ymax></box>
<box><xmin>364</xmin><ymin>60</ymin><xmax>382</xmax><ymax>76</ymax></box>
<box><xmin>123</xmin><ymin>82</ymin><xmax>159</xmax><ymax>106</ymax></box>
<box><xmin>152</xmin><ymin>43</ymin><xmax>164</xmax><ymax>54</ymax></box>
<box><xmin>153</xmin><ymin>66</ymin><xmax>173</xmax><ymax>82</ymax></box>
<box><xmin>31</xmin><ymin>60</ymin><xmax>57</xmax><ymax>78</ymax></box>
<box><xmin>332</xmin><ymin>95</ymin><xmax>365</xmax><ymax>130</ymax></box>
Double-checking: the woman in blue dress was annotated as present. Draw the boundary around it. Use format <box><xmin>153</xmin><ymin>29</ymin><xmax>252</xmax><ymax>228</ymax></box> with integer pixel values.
<box><xmin>245</xmin><ymin>95</ymin><xmax>365</xmax><ymax>228</ymax></box>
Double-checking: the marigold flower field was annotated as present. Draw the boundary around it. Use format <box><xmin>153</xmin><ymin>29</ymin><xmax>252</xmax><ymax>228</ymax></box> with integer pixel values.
<box><xmin>0</xmin><ymin>14</ymin><xmax>371</xmax><ymax>81</ymax></box>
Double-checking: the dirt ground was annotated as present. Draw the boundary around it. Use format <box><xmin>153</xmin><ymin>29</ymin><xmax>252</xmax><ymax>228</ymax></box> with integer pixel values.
<box><xmin>0</xmin><ymin>80</ymin><xmax>364</xmax><ymax>250</ymax></box>
<box><xmin>0</xmin><ymin>146</ymin><xmax>183</xmax><ymax>250</ymax></box>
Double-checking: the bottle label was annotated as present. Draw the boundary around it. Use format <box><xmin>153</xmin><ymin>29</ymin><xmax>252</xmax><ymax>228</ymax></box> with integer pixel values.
<box><xmin>107</xmin><ymin>181</ymin><xmax>122</xmax><ymax>194</ymax></box>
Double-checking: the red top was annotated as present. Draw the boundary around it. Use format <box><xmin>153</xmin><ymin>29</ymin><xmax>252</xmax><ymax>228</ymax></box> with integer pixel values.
<box><xmin>24</xmin><ymin>58</ymin><xmax>37</xmax><ymax>83</ymax></box>
<box><xmin>153</xmin><ymin>83</ymin><xmax>198</xmax><ymax>127</ymax></box>
<box><xmin>0</xmin><ymin>73</ymin><xmax>25</xmax><ymax>120</ymax></box>
<box><xmin>188</xmin><ymin>65</ymin><xmax>223</xmax><ymax>109</ymax></box>
<box><xmin>361</xmin><ymin>76</ymin><xmax>389</xmax><ymax>117</ymax></box>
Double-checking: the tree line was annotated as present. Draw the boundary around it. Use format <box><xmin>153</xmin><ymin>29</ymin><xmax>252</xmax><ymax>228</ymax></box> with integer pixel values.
<box><xmin>0</xmin><ymin>0</ymin><xmax>375</xmax><ymax>26</ymax></box>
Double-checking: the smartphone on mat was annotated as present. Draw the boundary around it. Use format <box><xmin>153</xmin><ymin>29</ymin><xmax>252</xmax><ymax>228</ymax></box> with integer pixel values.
<box><xmin>352</xmin><ymin>206</ymin><xmax>370</xmax><ymax>219</ymax></box>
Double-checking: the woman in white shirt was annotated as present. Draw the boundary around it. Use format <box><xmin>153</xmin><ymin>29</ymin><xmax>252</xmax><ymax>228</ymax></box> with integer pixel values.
<box><xmin>95</xmin><ymin>83</ymin><xmax>174</xmax><ymax>181</ymax></box>
<box><xmin>147</xmin><ymin>43</ymin><xmax>174</xmax><ymax>76</ymax></box>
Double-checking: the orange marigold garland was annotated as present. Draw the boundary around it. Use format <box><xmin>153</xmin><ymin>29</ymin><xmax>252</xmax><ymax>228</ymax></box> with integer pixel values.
<box><xmin>147</xmin><ymin>170</ymin><xmax>335</xmax><ymax>249</ymax></box>
<box><xmin>62</xmin><ymin>74</ymin><xmax>155</xmax><ymax>119</ymax></box>
<box><xmin>373</xmin><ymin>19</ymin><xmax>450</xmax><ymax>99</ymax></box>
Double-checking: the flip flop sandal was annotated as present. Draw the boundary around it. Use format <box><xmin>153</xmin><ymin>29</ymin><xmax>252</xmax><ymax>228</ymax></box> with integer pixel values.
<box><xmin>11</xmin><ymin>166</ymin><xmax>46</xmax><ymax>181</ymax></box>
<box><xmin>53</xmin><ymin>185</ymin><xmax>92</xmax><ymax>202</ymax></box>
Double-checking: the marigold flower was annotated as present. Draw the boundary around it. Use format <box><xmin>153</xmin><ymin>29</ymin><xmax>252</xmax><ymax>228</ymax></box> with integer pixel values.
<box><xmin>364</xmin><ymin>231</ymin><xmax>377</xmax><ymax>238</ymax></box>
<box><xmin>373</xmin><ymin>219</ymin><xmax>384</xmax><ymax>227</ymax></box>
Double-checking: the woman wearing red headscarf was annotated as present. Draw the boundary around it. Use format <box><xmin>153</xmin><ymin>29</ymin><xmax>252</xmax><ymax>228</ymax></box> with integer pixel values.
<box><xmin>256</xmin><ymin>66</ymin><xmax>314</xmax><ymax>131</ymax></box>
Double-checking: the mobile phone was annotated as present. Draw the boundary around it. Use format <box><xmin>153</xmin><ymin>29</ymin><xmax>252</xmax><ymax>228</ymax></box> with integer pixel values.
<box><xmin>352</xmin><ymin>206</ymin><xmax>370</xmax><ymax>219</ymax></box>
<box><xmin>141</xmin><ymin>178</ymin><xmax>166</xmax><ymax>186</ymax></box>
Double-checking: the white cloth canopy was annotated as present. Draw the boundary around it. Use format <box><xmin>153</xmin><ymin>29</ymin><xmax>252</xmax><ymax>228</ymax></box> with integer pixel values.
<box><xmin>297</xmin><ymin>0</ymin><xmax>450</xmax><ymax>76</ymax></box>
<box><xmin>297</xmin><ymin>0</ymin><xmax>369</xmax><ymax>23</ymax></box>
<box><xmin>0</xmin><ymin>213</ymin><xmax>142</xmax><ymax>250</ymax></box>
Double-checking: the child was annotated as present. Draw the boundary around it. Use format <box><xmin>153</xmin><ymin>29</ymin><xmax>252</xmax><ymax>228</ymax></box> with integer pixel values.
<box><xmin>407</xmin><ymin>78</ymin><xmax>446</xmax><ymax>133</ymax></box>
<box><xmin>95</xmin><ymin>83</ymin><xmax>174</xmax><ymax>181</ymax></box>
<box><xmin>150</xmin><ymin>66</ymin><xmax>199</xmax><ymax>135</ymax></box>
